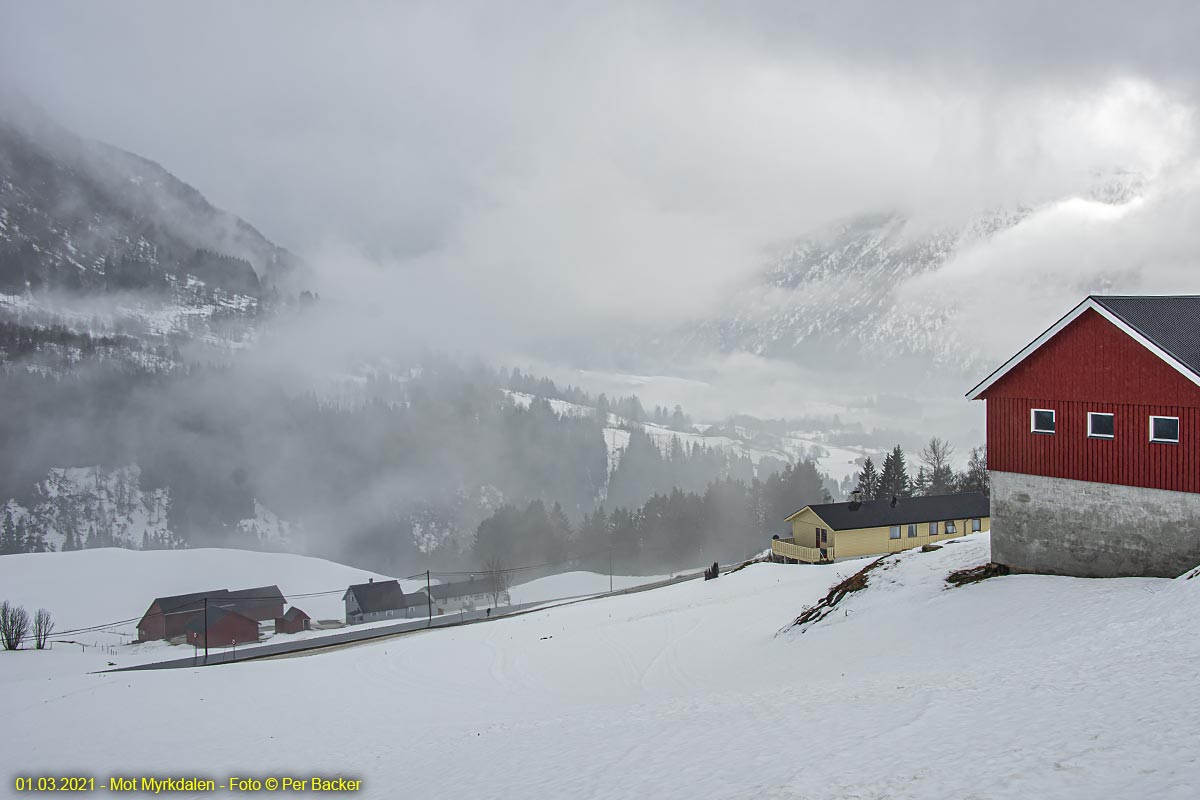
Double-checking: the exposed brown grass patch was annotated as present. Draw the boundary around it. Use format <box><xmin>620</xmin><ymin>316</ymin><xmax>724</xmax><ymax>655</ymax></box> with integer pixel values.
<box><xmin>946</xmin><ymin>562</ymin><xmax>1010</xmax><ymax>587</ymax></box>
<box><xmin>785</xmin><ymin>556</ymin><xmax>891</xmax><ymax>631</ymax></box>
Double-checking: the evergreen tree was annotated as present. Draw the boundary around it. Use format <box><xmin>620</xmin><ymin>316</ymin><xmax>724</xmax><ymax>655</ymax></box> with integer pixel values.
<box><xmin>595</xmin><ymin>393</ymin><xmax>610</xmax><ymax>422</ymax></box>
<box><xmin>21</xmin><ymin>519</ymin><xmax>46</xmax><ymax>553</ymax></box>
<box><xmin>855</xmin><ymin>457</ymin><xmax>881</xmax><ymax>499</ymax></box>
<box><xmin>878</xmin><ymin>445</ymin><xmax>912</xmax><ymax>499</ymax></box>
<box><xmin>0</xmin><ymin>510</ymin><xmax>22</xmax><ymax>554</ymax></box>
<box><xmin>912</xmin><ymin>466</ymin><xmax>931</xmax><ymax>497</ymax></box>
<box><xmin>548</xmin><ymin>502</ymin><xmax>573</xmax><ymax>548</ymax></box>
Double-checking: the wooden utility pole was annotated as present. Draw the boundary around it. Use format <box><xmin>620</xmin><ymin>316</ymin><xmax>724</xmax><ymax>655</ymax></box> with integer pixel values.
<box><xmin>203</xmin><ymin>596</ymin><xmax>208</xmax><ymax>664</ymax></box>
<box><xmin>426</xmin><ymin>570</ymin><xmax>432</xmax><ymax>627</ymax></box>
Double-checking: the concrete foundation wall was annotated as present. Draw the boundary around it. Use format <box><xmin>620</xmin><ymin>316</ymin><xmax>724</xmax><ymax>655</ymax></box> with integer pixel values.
<box><xmin>991</xmin><ymin>470</ymin><xmax>1200</xmax><ymax>578</ymax></box>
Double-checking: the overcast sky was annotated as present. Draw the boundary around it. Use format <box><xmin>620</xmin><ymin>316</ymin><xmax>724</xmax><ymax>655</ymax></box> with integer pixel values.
<box><xmin>4</xmin><ymin>1</ymin><xmax>1200</xmax><ymax>424</ymax></box>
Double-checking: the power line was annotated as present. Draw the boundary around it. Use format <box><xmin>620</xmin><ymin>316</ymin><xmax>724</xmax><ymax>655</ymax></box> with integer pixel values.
<box><xmin>8</xmin><ymin>538</ymin><xmax>763</xmax><ymax>645</ymax></box>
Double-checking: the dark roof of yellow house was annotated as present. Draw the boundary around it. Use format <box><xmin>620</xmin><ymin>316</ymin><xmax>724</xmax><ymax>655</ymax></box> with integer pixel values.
<box><xmin>788</xmin><ymin>492</ymin><xmax>990</xmax><ymax>530</ymax></box>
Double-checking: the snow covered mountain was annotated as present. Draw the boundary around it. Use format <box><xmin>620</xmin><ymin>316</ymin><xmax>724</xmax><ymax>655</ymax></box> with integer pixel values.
<box><xmin>669</xmin><ymin>171</ymin><xmax>1146</xmax><ymax>374</ymax></box>
<box><xmin>0</xmin><ymin>90</ymin><xmax>304</xmax><ymax>357</ymax></box>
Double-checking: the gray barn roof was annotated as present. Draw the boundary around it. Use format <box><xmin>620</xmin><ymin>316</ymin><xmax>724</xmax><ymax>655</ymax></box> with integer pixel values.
<box><xmin>1091</xmin><ymin>295</ymin><xmax>1200</xmax><ymax>378</ymax></box>
<box><xmin>224</xmin><ymin>585</ymin><xmax>285</xmax><ymax>613</ymax></box>
<box><xmin>793</xmin><ymin>492</ymin><xmax>990</xmax><ymax>531</ymax></box>
<box><xmin>343</xmin><ymin>579</ymin><xmax>407</xmax><ymax>613</ymax></box>
<box><xmin>404</xmin><ymin>590</ymin><xmax>430</xmax><ymax>609</ymax></box>
<box><xmin>145</xmin><ymin>589</ymin><xmax>230</xmax><ymax>618</ymax></box>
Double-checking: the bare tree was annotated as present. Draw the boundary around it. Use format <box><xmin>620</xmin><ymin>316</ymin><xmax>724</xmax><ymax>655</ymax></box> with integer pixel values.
<box><xmin>0</xmin><ymin>601</ymin><xmax>31</xmax><ymax>650</ymax></box>
<box><xmin>483</xmin><ymin>556</ymin><xmax>512</xmax><ymax>608</ymax></box>
<box><xmin>918</xmin><ymin>437</ymin><xmax>957</xmax><ymax>496</ymax></box>
<box><xmin>33</xmin><ymin>608</ymin><xmax>54</xmax><ymax>650</ymax></box>
<box><xmin>957</xmin><ymin>445</ymin><xmax>990</xmax><ymax>497</ymax></box>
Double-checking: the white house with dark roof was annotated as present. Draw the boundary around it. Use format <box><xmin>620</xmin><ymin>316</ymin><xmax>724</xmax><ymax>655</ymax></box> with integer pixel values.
<box><xmin>428</xmin><ymin>577</ymin><xmax>509</xmax><ymax>616</ymax></box>
<box><xmin>343</xmin><ymin>578</ymin><xmax>408</xmax><ymax>624</ymax></box>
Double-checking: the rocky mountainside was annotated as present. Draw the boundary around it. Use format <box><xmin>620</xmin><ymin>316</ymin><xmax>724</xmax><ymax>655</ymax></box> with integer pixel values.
<box><xmin>0</xmin><ymin>91</ymin><xmax>304</xmax><ymax>359</ymax></box>
<box><xmin>0</xmin><ymin>465</ymin><xmax>296</xmax><ymax>554</ymax></box>
<box><xmin>0</xmin><ymin>90</ymin><xmax>299</xmax><ymax>297</ymax></box>
<box><xmin>668</xmin><ymin>171</ymin><xmax>1145</xmax><ymax>375</ymax></box>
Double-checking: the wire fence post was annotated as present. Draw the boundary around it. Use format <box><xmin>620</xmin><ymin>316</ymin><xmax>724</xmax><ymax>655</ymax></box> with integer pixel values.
<box><xmin>426</xmin><ymin>570</ymin><xmax>432</xmax><ymax>627</ymax></box>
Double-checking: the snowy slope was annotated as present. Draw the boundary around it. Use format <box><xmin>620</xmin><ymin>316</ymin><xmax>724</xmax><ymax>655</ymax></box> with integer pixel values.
<box><xmin>507</xmin><ymin>570</ymin><xmax>670</xmax><ymax>604</ymax></box>
<box><xmin>0</xmin><ymin>547</ymin><xmax>407</xmax><ymax>644</ymax></box>
<box><xmin>7</xmin><ymin>531</ymin><xmax>1199</xmax><ymax>797</ymax></box>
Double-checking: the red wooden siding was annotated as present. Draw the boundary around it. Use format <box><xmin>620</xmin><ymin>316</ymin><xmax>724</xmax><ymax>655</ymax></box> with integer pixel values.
<box><xmin>982</xmin><ymin>309</ymin><xmax>1200</xmax><ymax>406</ymax></box>
<box><xmin>187</xmin><ymin>613</ymin><xmax>259</xmax><ymax>648</ymax></box>
<box><xmin>982</xmin><ymin>309</ymin><xmax>1200</xmax><ymax>494</ymax></box>
<box><xmin>985</xmin><ymin>397</ymin><xmax>1200</xmax><ymax>493</ymax></box>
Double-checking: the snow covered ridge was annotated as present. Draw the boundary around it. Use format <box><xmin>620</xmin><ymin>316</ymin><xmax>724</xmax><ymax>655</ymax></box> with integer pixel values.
<box><xmin>664</xmin><ymin>169</ymin><xmax>1149</xmax><ymax>373</ymax></box>
<box><xmin>10</xmin><ymin>529</ymin><xmax>1200</xmax><ymax>796</ymax></box>
<box><xmin>1</xmin><ymin>465</ymin><xmax>296</xmax><ymax>553</ymax></box>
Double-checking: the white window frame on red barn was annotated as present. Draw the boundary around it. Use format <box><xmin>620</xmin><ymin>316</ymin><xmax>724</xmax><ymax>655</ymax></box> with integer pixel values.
<box><xmin>1149</xmin><ymin>415</ymin><xmax>1180</xmax><ymax>444</ymax></box>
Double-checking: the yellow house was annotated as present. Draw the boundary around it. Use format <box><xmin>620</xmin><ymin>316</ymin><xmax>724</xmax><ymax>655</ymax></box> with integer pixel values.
<box><xmin>771</xmin><ymin>491</ymin><xmax>991</xmax><ymax>563</ymax></box>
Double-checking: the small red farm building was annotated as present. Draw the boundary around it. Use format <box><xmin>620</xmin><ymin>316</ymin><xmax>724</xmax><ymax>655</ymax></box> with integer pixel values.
<box><xmin>969</xmin><ymin>295</ymin><xmax>1200</xmax><ymax>577</ymax></box>
<box><xmin>275</xmin><ymin>607</ymin><xmax>311</xmax><ymax>634</ymax></box>
<box><xmin>185</xmin><ymin>607</ymin><xmax>261</xmax><ymax>649</ymax></box>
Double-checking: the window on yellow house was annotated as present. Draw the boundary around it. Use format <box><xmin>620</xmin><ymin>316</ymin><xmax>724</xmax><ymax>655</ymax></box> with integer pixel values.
<box><xmin>817</xmin><ymin>528</ymin><xmax>828</xmax><ymax>544</ymax></box>
<box><xmin>889</xmin><ymin>526</ymin><xmax>901</xmax><ymax>539</ymax></box>
<box><xmin>928</xmin><ymin>522</ymin><xmax>938</xmax><ymax>535</ymax></box>
<box><xmin>907</xmin><ymin>524</ymin><xmax>917</xmax><ymax>538</ymax></box>
<box><xmin>971</xmin><ymin>518</ymin><xmax>982</xmax><ymax>532</ymax></box>
<box><xmin>945</xmin><ymin>520</ymin><xmax>957</xmax><ymax>534</ymax></box>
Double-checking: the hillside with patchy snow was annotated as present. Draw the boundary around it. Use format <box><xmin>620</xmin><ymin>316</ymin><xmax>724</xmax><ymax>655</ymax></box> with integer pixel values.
<box><xmin>505</xmin><ymin>389</ymin><xmax>872</xmax><ymax>488</ymax></box>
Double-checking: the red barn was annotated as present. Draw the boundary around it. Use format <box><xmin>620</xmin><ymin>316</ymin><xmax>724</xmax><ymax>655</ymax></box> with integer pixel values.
<box><xmin>185</xmin><ymin>607</ymin><xmax>261</xmax><ymax>649</ymax></box>
<box><xmin>969</xmin><ymin>295</ymin><xmax>1200</xmax><ymax>577</ymax></box>
<box><xmin>137</xmin><ymin>590</ymin><xmax>230</xmax><ymax>642</ymax></box>
<box><xmin>136</xmin><ymin>586</ymin><xmax>286</xmax><ymax>642</ymax></box>
<box><xmin>275</xmin><ymin>607</ymin><xmax>311</xmax><ymax>634</ymax></box>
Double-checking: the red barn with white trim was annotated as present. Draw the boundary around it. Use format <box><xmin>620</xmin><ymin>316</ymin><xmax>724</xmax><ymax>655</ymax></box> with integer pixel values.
<box><xmin>969</xmin><ymin>295</ymin><xmax>1200</xmax><ymax>577</ymax></box>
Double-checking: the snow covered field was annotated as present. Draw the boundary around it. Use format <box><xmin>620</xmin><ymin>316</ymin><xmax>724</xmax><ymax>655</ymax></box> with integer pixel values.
<box><xmin>0</xmin><ymin>548</ymin><xmax>404</xmax><ymax>668</ymax></box>
<box><xmin>6</xmin><ymin>532</ymin><xmax>1199</xmax><ymax>797</ymax></box>
<box><xmin>0</xmin><ymin>549</ymin><xmax>673</xmax><ymax>670</ymax></box>
<box><xmin>507</xmin><ymin>570</ymin><xmax>671</xmax><ymax>605</ymax></box>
